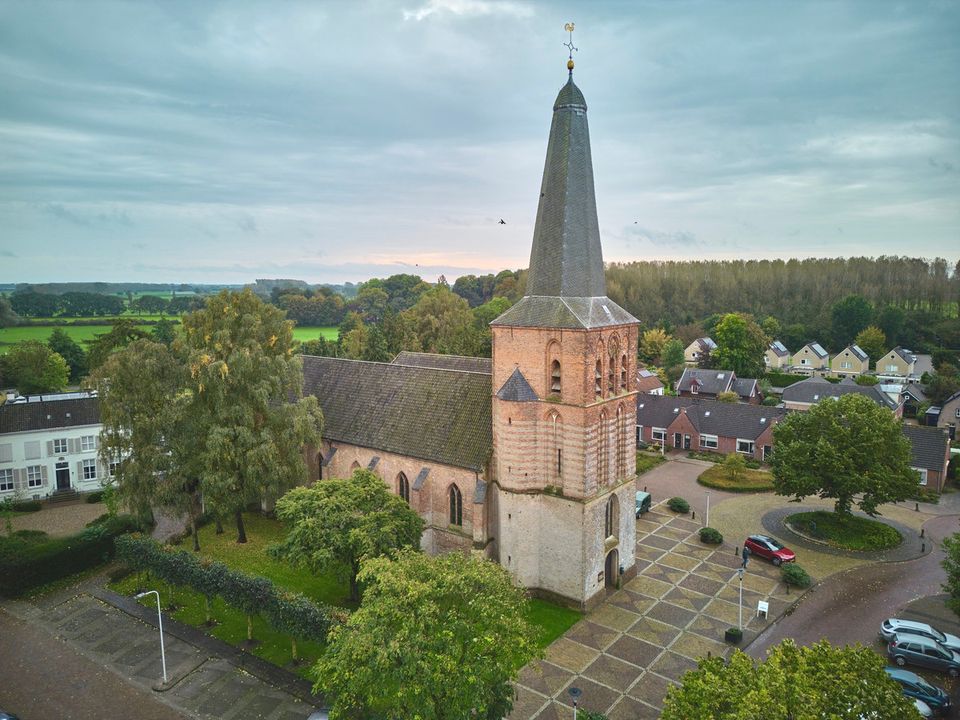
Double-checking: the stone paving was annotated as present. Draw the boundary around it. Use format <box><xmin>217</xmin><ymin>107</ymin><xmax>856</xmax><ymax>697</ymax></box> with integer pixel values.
<box><xmin>510</xmin><ymin>505</ymin><xmax>796</xmax><ymax>719</ymax></box>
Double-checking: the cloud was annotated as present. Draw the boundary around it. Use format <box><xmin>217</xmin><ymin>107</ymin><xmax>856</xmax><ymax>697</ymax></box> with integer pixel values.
<box><xmin>0</xmin><ymin>249</ymin><xmax>17</xmax><ymax>258</ymax></box>
<box><xmin>403</xmin><ymin>0</ymin><xmax>533</xmax><ymax>22</ymax></box>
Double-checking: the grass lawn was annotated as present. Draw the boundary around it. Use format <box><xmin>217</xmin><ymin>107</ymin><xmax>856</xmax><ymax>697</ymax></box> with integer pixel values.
<box><xmin>110</xmin><ymin>512</ymin><xmax>578</xmax><ymax>678</ymax></box>
<box><xmin>0</xmin><ymin>324</ymin><xmax>158</xmax><ymax>352</ymax></box>
<box><xmin>697</xmin><ymin>465</ymin><xmax>776</xmax><ymax>492</ymax></box>
<box><xmin>786</xmin><ymin>510</ymin><xmax>902</xmax><ymax>551</ymax></box>
<box><xmin>292</xmin><ymin>326</ymin><xmax>339</xmax><ymax>343</ymax></box>
<box><xmin>636</xmin><ymin>452</ymin><xmax>666</xmax><ymax>476</ymax></box>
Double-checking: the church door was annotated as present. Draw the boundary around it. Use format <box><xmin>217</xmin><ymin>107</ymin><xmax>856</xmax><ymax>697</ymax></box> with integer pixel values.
<box><xmin>604</xmin><ymin>549</ymin><xmax>619</xmax><ymax>589</ymax></box>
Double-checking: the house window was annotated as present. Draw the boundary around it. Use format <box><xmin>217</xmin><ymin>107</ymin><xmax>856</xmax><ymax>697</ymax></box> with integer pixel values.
<box><xmin>0</xmin><ymin>468</ymin><xmax>12</xmax><ymax>492</ymax></box>
<box><xmin>27</xmin><ymin>465</ymin><xmax>43</xmax><ymax>488</ymax></box>
<box><xmin>800</xmin><ymin>358</ymin><xmax>808</xmax><ymax>365</ymax></box>
<box><xmin>397</xmin><ymin>473</ymin><xmax>410</xmax><ymax>502</ymax></box>
<box><xmin>700</xmin><ymin>434</ymin><xmax>718</xmax><ymax>450</ymax></box>
<box><xmin>915</xmin><ymin>468</ymin><xmax>928</xmax><ymax>486</ymax></box>
<box><xmin>651</xmin><ymin>427</ymin><xmax>666</xmax><ymax>442</ymax></box>
<box><xmin>763</xmin><ymin>445</ymin><xmax>772</xmax><ymax>462</ymax></box>
<box><xmin>595</xmin><ymin>360</ymin><xmax>603</xmax><ymax>398</ymax></box>
<box><xmin>840</xmin><ymin>361</ymin><xmax>852</xmax><ymax>369</ymax></box>
<box><xmin>82</xmin><ymin>459</ymin><xmax>97</xmax><ymax>481</ymax></box>
<box><xmin>691</xmin><ymin>384</ymin><xmax>699</xmax><ymax>395</ymax></box>
<box><xmin>0</xmin><ymin>443</ymin><xmax>11</xmax><ymax>463</ymax></box>
<box><xmin>604</xmin><ymin>494</ymin><xmax>619</xmax><ymax>540</ymax></box>
<box><xmin>53</xmin><ymin>438</ymin><xmax>68</xmax><ymax>454</ymax></box>
<box><xmin>449</xmin><ymin>485</ymin><xmax>463</xmax><ymax>526</ymax></box>
<box><xmin>736</xmin><ymin>439</ymin><xmax>755</xmax><ymax>455</ymax></box>
<box><xmin>550</xmin><ymin>360</ymin><xmax>561</xmax><ymax>396</ymax></box>
<box><xmin>81</xmin><ymin>435</ymin><xmax>96</xmax><ymax>452</ymax></box>
<box><xmin>109</xmin><ymin>460</ymin><xmax>121</xmax><ymax>476</ymax></box>
<box><xmin>24</xmin><ymin>441</ymin><xmax>41</xmax><ymax>460</ymax></box>
<box><xmin>885</xmin><ymin>364</ymin><xmax>898</xmax><ymax>372</ymax></box>
<box><xmin>636</xmin><ymin>425</ymin><xmax>643</xmax><ymax>446</ymax></box>
<box><xmin>955</xmin><ymin>408</ymin><xmax>960</xmax><ymax>418</ymax></box>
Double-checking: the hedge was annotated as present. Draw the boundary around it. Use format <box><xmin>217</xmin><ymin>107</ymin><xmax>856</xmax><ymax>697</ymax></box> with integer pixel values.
<box><xmin>9</xmin><ymin>500</ymin><xmax>42</xmax><ymax>512</ymax></box>
<box><xmin>0</xmin><ymin>514</ymin><xmax>140</xmax><ymax>597</ymax></box>
<box><xmin>115</xmin><ymin>534</ymin><xmax>337</xmax><ymax>645</ymax></box>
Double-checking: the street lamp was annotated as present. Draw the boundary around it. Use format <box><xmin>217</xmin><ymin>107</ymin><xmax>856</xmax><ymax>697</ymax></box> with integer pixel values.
<box><xmin>737</xmin><ymin>567</ymin><xmax>744</xmax><ymax>631</ymax></box>
<box><xmin>705</xmin><ymin>490</ymin><xmax>710</xmax><ymax>528</ymax></box>
<box><xmin>135</xmin><ymin>590</ymin><xmax>168</xmax><ymax>684</ymax></box>
<box><xmin>568</xmin><ymin>686</ymin><xmax>582</xmax><ymax>719</ymax></box>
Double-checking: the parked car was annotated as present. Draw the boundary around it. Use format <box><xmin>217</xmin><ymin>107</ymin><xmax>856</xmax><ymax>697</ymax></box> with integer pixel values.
<box><xmin>888</xmin><ymin>632</ymin><xmax>960</xmax><ymax>677</ymax></box>
<box><xmin>743</xmin><ymin>534</ymin><xmax>796</xmax><ymax>566</ymax></box>
<box><xmin>884</xmin><ymin>667</ymin><xmax>951</xmax><ymax>715</ymax></box>
<box><xmin>635</xmin><ymin>491</ymin><xmax>652</xmax><ymax>518</ymax></box>
<box><xmin>914</xmin><ymin>698</ymin><xmax>935</xmax><ymax>718</ymax></box>
<box><xmin>880</xmin><ymin>618</ymin><xmax>960</xmax><ymax>653</ymax></box>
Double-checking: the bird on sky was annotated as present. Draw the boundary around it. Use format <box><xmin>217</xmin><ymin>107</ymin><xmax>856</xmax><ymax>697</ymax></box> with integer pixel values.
<box><xmin>498</xmin><ymin>219</ymin><xmax>506</xmax><ymax>224</ymax></box>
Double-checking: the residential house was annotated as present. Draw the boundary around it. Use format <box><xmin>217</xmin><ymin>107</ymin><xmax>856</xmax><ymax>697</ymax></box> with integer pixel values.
<box><xmin>939</xmin><ymin>390</ymin><xmax>960</xmax><ymax>440</ymax></box>
<box><xmin>635</xmin><ymin>368</ymin><xmax>665</xmax><ymax>395</ymax></box>
<box><xmin>684</xmin><ymin>337</ymin><xmax>717</xmax><ymax>366</ymax></box>
<box><xmin>791</xmin><ymin>342</ymin><xmax>830</xmax><ymax>375</ymax></box>
<box><xmin>765</xmin><ymin>341</ymin><xmax>791</xmax><ymax>370</ymax></box>
<box><xmin>676</xmin><ymin>368</ymin><xmax>760</xmax><ymax>404</ymax></box>
<box><xmin>900</xmin><ymin>385</ymin><xmax>929</xmax><ymax>420</ymax></box>
<box><xmin>902</xmin><ymin>425</ymin><xmax>952</xmax><ymax>492</ymax></box>
<box><xmin>0</xmin><ymin>392</ymin><xmax>107</xmax><ymax>501</ymax></box>
<box><xmin>780</xmin><ymin>376</ymin><xmax>901</xmax><ymax>415</ymax></box>
<box><xmin>830</xmin><ymin>344</ymin><xmax>870</xmax><ymax>377</ymax></box>
<box><xmin>876</xmin><ymin>347</ymin><xmax>933</xmax><ymax>383</ymax></box>
<box><xmin>635</xmin><ymin>395</ymin><xmax>785</xmax><ymax>460</ymax></box>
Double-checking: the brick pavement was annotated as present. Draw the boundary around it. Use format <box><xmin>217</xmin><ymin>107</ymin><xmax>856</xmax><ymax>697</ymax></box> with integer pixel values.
<box><xmin>510</xmin><ymin>504</ymin><xmax>796</xmax><ymax>719</ymax></box>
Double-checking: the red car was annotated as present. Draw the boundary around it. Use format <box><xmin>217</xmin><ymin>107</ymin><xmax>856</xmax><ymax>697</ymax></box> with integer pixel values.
<box><xmin>744</xmin><ymin>534</ymin><xmax>796</xmax><ymax>566</ymax></box>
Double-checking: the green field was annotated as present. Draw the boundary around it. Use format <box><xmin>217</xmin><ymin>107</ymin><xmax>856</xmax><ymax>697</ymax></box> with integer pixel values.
<box><xmin>292</xmin><ymin>327</ymin><xmax>339</xmax><ymax>342</ymax></box>
<box><xmin>0</xmin><ymin>324</ymin><xmax>157</xmax><ymax>352</ymax></box>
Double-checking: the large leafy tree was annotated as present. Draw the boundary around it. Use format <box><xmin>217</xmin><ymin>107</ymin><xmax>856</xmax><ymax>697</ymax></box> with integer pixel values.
<box><xmin>5</xmin><ymin>340</ymin><xmax>69</xmax><ymax>393</ymax></box>
<box><xmin>182</xmin><ymin>289</ymin><xmax>323</xmax><ymax>543</ymax></box>
<box><xmin>86</xmin><ymin>318</ymin><xmax>149</xmax><ymax>370</ymax></box>
<box><xmin>771</xmin><ymin>393</ymin><xmax>916</xmax><ymax>518</ymax></box>
<box><xmin>639</xmin><ymin>328</ymin><xmax>671</xmax><ymax>365</ymax></box>
<box><xmin>272</xmin><ymin>469</ymin><xmax>424</xmax><ymax>603</ymax></box>
<box><xmin>712</xmin><ymin>313</ymin><xmax>769</xmax><ymax>378</ymax></box>
<box><xmin>401</xmin><ymin>285</ymin><xmax>478</xmax><ymax>356</ymax></box>
<box><xmin>48</xmin><ymin>328</ymin><xmax>88</xmax><ymax>383</ymax></box>
<box><xmin>662</xmin><ymin>639</ymin><xmax>919</xmax><ymax>720</ymax></box>
<box><xmin>315</xmin><ymin>549</ymin><xmax>540</xmax><ymax>720</ymax></box>
<box><xmin>831</xmin><ymin>294</ymin><xmax>873</xmax><ymax>349</ymax></box>
<box><xmin>854</xmin><ymin>325</ymin><xmax>886</xmax><ymax>369</ymax></box>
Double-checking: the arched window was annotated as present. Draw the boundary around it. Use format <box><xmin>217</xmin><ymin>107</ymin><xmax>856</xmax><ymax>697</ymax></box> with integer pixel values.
<box><xmin>449</xmin><ymin>485</ymin><xmax>463</xmax><ymax>526</ymax></box>
<box><xmin>620</xmin><ymin>353</ymin><xmax>628</xmax><ymax>391</ymax></box>
<box><xmin>595</xmin><ymin>359</ymin><xmax>603</xmax><ymax>398</ymax></box>
<box><xmin>550</xmin><ymin>360</ymin><xmax>561</xmax><ymax>396</ymax></box>
<box><xmin>550</xmin><ymin>412</ymin><xmax>563</xmax><ymax>481</ymax></box>
<box><xmin>350</xmin><ymin>461</ymin><xmax>361</xmax><ymax>473</ymax></box>
<box><xmin>616</xmin><ymin>405</ymin><xmax>625</xmax><ymax>479</ymax></box>
<box><xmin>317</xmin><ymin>452</ymin><xmax>324</xmax><ymax>481</ymax></box>
<box><xmin>608</xmin><ymin>338</ymin><xmax>619</xmax><ymax>395</ymax></box>
<box><xmin>598</xmin><ymin>411</ymin><xmax>608</xmax><ymax>484</ymax></box>
<box><xmin>398</xmin><ymin>472</ymin><xmax>409</xmax><ymax>503</ymax></box>
<box><xmin>604</xmin><ymin>494</ymin><xmax>619</xmax><ymax>540</ymax></box>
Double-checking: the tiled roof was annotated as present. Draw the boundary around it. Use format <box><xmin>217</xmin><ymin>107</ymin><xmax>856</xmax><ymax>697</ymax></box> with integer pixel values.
<box><xmin>491</xmin><ymin>295</ymin><xmax>637</xmax><ymax>329</ymax></box>
<box><xmin>732</xmin><ymin>378</ymin><xmax>758</xmax><ymax>398</ymax></box>
<box><xmin>496</xmin><ymin>368</ymin><xmax>539</xmax><ymax>402</ymax></box>
<box><xmin>677</xmin><ymin>368</ymin><xmax>735</xmax><ymax>396</ymax></box>
<box><xmin>781</xmin><ymin>376</ymin><xmax>897</xmax><ymax>410</ymax></box>
<box><xmin>892</xmin><ymin>347</ymin><xmax>916</xmax><ymax>364</ymax></box>
<box><xmin>698</xmin><ymin>338</ymin><xmax>718</xmax><ymax>351</ymax></box>
<box><xmin>635</xmin><ymin>369</ymin><xmax>664</xmax><ymax>393</ymax></box>
<box><xmin>0</xmin><ymin>397</ymin><xmax>101</xmax><ymax>434</ymax></box>
<box><xmin>770</xmin><ymin>340</ymin><xmax>789</xmax><ymax>357</ymax></box>
<box><xmin>635</xmin><ymin>395</ymin><xmax>786</xmax><ymax>441</ymax></box>
<box><xmin>392</xmin><ymin>351</ymin><xmax>491</xmax><ymax>375</ymax></box>
<box><xmin>902</xmin><ymin>425</ymin><xmax>950</xmax><ymax>473</ymax></box>
<box><xmin>901</xmin><ymin>386</ymin><xmax>928</xmax><ymax>403</ymax></box>
<box><xmin>301</xmin><ymin>355</ymin><xmax>492</xmax><ymax>472</ymax></box>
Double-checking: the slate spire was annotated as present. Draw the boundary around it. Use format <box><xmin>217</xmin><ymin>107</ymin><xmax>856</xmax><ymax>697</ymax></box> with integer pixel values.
<box><xmin>525</xmin><ymin>71</ymin><xmax>606</xmax><ymax>298</ymax></box>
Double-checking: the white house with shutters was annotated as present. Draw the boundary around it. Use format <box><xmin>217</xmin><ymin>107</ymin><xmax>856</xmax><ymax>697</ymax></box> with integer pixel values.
<box><xmin>0</xmin><ymin>392</ymin><xmax>107</xmax><ymax>501</ymax></box>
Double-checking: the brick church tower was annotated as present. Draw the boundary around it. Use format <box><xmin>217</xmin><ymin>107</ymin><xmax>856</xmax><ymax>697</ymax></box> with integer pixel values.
<box><xmin>490</xmin><ymin>60</ymin><xmax>640</xmax><ymax>609</ymax></box>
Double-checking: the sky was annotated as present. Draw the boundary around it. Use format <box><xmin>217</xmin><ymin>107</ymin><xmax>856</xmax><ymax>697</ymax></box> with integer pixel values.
<box><xmin>1</xmin><ymin>0</ymin><xmax>958</xmax><ymax>285</ymax></box>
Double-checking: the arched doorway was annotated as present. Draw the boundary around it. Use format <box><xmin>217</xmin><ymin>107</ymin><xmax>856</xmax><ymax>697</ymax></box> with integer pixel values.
<box><xmin>604</xmin><ymin>549</ymin><xmax>619</xmax><ymax>589</ymax></box>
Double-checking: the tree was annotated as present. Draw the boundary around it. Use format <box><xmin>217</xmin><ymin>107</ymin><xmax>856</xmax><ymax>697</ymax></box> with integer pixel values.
<box><xmin>661</xmin><ymin>338</ymin><xmax>686</xmax><ymax>369</ymax></box>
<box><xmin>760</xmin><ymin>315</ymin><xmax>781</xmax><ymax>339</ymax></box>
<box><xmin>723</xmin><ymin>452</ymin><xmax>746</xmax><ymax>482</ymax></box>
<box><xmin>712</xmin><ymin>313</ymin><xmax>769</xmax><ymax>378</ymax></box>
<box><xmin>876</xmin><ymin>304</ymin><xmax>906</xmax><ymax>346</ymax></box>
<box><xmin>47</xmin><ymin>328</ymin><xmax>88</xmax><ymax>383</ymax></box>
<box><xmin>272</xmin><ymin>469</ymin><xmax>424</xmax><ymax>603</ymax></box>
<box><xmin>315</xmin><ymin>549</ymin><xmax>540</xmax><ymax>720</ymax></box>
<box><xmin>5</xmin><ymin>341</ymin><xmax>69</xmax><ymax>393</ymax></box>
<box><xmin>0</xmin><ymin>296</ymin><xmax>19</xmax><ymax>327</ymax></box>
<box><xmin>854</xmin><ymin>325</ymin><xmax>886</xmax><ymax>369</ymax></box>
<box><xmin>181</xmin><ymin>289</ymin><xmax>324</xmax><ymax>543</ymax></box>
<box><xmin>942</xmin><ymin>533</ymin><xmax>960</xmax><ymax>618</ymax></box>
<box><xmin>831</xmin><ymin>295</ymin><xmax>873</xmax><ymax>349</ymax></box>
<box><xmin>716</xmin><ymin>391</ymin><xmax>739</xmax><ymax>403</ymax></box>
<box><xmin>925</xmin><ymin>365</ymin><xmax>960</xmax><ymax>406</ymax></box>
<box><xmin>86</xmin><ymin>319</ymin><xmax>149</xmax><ymax>369</ymax></box>
<box><xmin>771</xmin><ymin>393</ymin><xmax>916</xmax><ymax>518</ymax></box>
<box><xmin>402</xmin><ymin>286</ymin><xmax>477</xmax><ymax>356</ymax></box>
<box><xmin>150</xmin><ymin>317</ymin><xmax>177</xmax><ymax>346</ymax></box>
<box><xmin>661</xmin><ymin>639</ymin><xmax>919</xmax><ymax>720</ymax></box>
<box><xmin>639</xmin><ymin>328</ymin><xmax>671</xmax><ymax>365</ymax></box>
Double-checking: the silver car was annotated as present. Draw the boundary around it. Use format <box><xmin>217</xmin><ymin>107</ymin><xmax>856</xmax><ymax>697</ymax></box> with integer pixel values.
<box><xmin>880</xmin><ymin>618</ymin><xmax>960</xmax><ymax>653</ymax></box>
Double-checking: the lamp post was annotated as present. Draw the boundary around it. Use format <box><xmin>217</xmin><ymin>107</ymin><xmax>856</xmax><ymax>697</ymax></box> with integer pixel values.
<box><xmin>737</xmin><ymin>567</ymin><xmax>744</xmax><ymax>631</ymax></box>
<box><xmin>135</xmin><ymin>590</ymin><xmax>168</xmax><ymax>684</ymax></box>
<box><xmin>705</xmin><ymin>490</ymin><xmax>710</xmax><ymax>528</ymax></box>
<box><xmin>568</xmin><ymin>686</ymin><xmax>582</xmax><ymax>719</ymax></box>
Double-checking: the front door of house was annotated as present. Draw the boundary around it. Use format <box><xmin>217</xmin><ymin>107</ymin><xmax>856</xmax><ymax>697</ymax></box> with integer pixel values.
<box><xmin>55</xmin><ymin>462</ymin><xmax>70</xmax><ymax>490</ymax></box>
<box><xmin>684</xmin><ymin>435</ymin><xmax>691</xmax><ymax>450</ymax></box>
<box><xmin>673</xmin><ymin>433</ymin><xmax>682</xmax><ymax>449</ymax></box>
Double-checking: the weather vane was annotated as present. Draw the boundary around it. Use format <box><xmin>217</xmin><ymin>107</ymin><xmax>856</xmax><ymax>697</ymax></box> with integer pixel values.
<box><xmin>563</xmin><ymin>22</ymin><xmax>578</xmax><ymax>65</ymax></box>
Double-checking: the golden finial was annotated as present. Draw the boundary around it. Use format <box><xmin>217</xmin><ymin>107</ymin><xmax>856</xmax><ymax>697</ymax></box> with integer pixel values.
<box><xmin>563</xmin><ymin>22</ymin><xmax>577</xmax><ymax>73</ymax></box>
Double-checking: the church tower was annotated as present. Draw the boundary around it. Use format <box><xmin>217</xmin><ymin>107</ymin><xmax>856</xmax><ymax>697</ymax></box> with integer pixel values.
<box><xmin>490</xmin><ymin>50</ymin><xmax>640</xmax><ymax>609</ymax></box>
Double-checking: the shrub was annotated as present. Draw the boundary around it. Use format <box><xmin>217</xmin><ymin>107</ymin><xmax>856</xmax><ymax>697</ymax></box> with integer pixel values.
<box><xmin>745</xmin><ymin>459</ymin><xmax>762</xmax><ymax>470</ymax></box>
<box><xmin>10</xmin><ymin>500</ymin><xmax>41</xmax><ymax>512</ymax></box>
<box><xmin>781</xmin><ymin>563</ymin><xmax>811</xmax><ymax>588</ymax></box>
<box><xmin>12</xmin><ymin>529</ymin><xmax>48</xmax><ymax>542</ymax></box>
<box><xmin>699</xmin><ymin>527</ymin><xmax>723</xmax><ymax>544</ymax></box>
<box><xmin>85</xmin><ymin>490</ymin><xmax>105</xmax><ymax>504</ymax></box>
<box><xmin>667</xmin><ymin>497</ymin><xmax>690</xmax><ymax>514</ymax></box>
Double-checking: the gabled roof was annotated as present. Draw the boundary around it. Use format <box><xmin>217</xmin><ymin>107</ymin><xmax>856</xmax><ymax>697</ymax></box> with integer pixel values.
<box><xmin>690</xmin><ymin>337</ymin><xmax>717</xmax><ymax>351</ymax></box>
<box><xmin>392</xmin><ymin>351</ymin><xmax>491</xmax><ymax>374</ymax></box>
<box><xmin>804</xmin><ymin>342</ymin><xmax>828</xmax><ymax>359</ymax></box>
<box><xmin>496</xmin><ymin>368</ymin><xmax>539</xmax><ymax>402</ymax></box>
<box><xmin>636</xmin><ymin>368</ymin><xmax>664</xmax><ymax>393</ymax></box>
<box><xmin>943</xmin><ymin>390</ymin><xmax>960</xmax><ymax>407</ymax></box>
<box><xmin>845</xmin><ymin>344</ymin><xmax>868</xmax><ymax>361</ymax></box>
<box><xmin>901</xmin><ymin>385</ymin><xmax>928</xmax><ymax>403</ymax></box>
<box><xmin>891</xmin><ymin>346</ymin><xmax>916</xmax><ymax>364</ymax></box>
<box><xmin>769</xmin><ymin>341</ymin><xmax>790</xmax><ymax>357</ymax></box>
<box><xmin>301</xmin><ymin>355</ymin><xmax>492</xmax><ymax>472</ymax></box>
<box><xmin>781</xmin><ymin>376</ymin><xmax>898</xmax><ymax>410</ymax></box>
<box><xmin>732</xmin><ymin>378</ymin><xmax>758</xmax><ymax>398</ymax></box>
<box><xmin>902</xmin><ymin>425</ymin><xmax>950</xmax><ymax>473</ymax></box>
<box><xmin>0</xmin><ymin>396</ymin><xmax>101</xmax><ymax>434</ymax></box>
<box><xmin>635</xmin><ymin>395</ymin><xmax>786</xmax><ymax>441</ymax></box>
<box><xmin>677</xmin><ymin>367</ymin><xmax>735</xmax><ymax>396</ymax></box>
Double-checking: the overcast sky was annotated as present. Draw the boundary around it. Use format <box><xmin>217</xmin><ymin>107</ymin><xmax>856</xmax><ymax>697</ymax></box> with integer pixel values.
<box><xmin>2</xmin><ymin>0</ymin><xmax>958</xmax><ymax>285</ymax></box>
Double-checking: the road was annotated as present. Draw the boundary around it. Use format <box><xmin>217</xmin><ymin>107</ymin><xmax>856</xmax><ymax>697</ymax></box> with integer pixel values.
<box><xmin>0</xmin><ymin>607</ymin><xmax>186</xmax><ymax>720</ymax></box>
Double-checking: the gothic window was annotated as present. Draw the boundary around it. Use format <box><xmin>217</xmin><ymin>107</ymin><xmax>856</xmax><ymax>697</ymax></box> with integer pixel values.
<box><xmin>551</xmin><ymin>360</ymin><xmax>561</xmax><ymax>396</ymax></box>
<box><xmin>604</xmin><ymin>494</ymin><xmax>619</xmax><ymax>540</ymax></box>
<box><xmin>449</xmin><ymin>485</ymin><xmax>463</xmax><ymax>526</ymax></box>
<box><xmin>595</xmin><ymin>359</ymin><xmax>603</xmax><ymax>398</ymax></box>
<box><xmin>550</xmin><ymin>412</ymin><xmax>563</xmax><ymax>482</ymax></box>
<box><xmin>350</xmin><ymin>461</ymin><xmax>361</xmax><ymax>473</ymax></box>
<box><xmin>620</xmin><ymin>353</ymin><xmax>628</xmax><ymax>391</ymax></box>
<box><xmin>398</xmin><ymin>472</ymin><xmax>410</xmax><ymax>503</ymax></box>
<box><xmin>598</xmin><ymin>411</ymin><xmax>609</xmax><ymax>484</ymax></box>
<box><xmin>616</xmin><ymin>405</ymin><xmax>625</xmax><ymax>479</ymax></box>
<box><xmin>607</xmin><ymin>352</ymin><xmax>616</xmax><ymax>395</ymax></box>
<box><xmin>317</xmin><ymin>452</ymin><xmax>324</xmax><ymax>480</ymax></box>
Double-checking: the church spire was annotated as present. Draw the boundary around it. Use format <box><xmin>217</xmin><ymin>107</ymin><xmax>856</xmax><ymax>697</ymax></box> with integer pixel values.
<box><xmin>525</xmin><ymin>26</ymin><xmax>605</xmax><ymax>299</ymax></box>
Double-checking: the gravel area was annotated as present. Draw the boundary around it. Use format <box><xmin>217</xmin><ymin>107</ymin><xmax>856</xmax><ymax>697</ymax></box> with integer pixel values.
<box><xmin>8</xmin><ymin>500</ymin><xmax>106</xmax><ymax>537</ymax></box>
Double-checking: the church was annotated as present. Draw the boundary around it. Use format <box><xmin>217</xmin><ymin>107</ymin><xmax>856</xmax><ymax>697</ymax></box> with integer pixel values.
<box><xmin>301</xmin><ymin>58</ymin><xmax>640</xmax><ymax>610</ymax></box>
